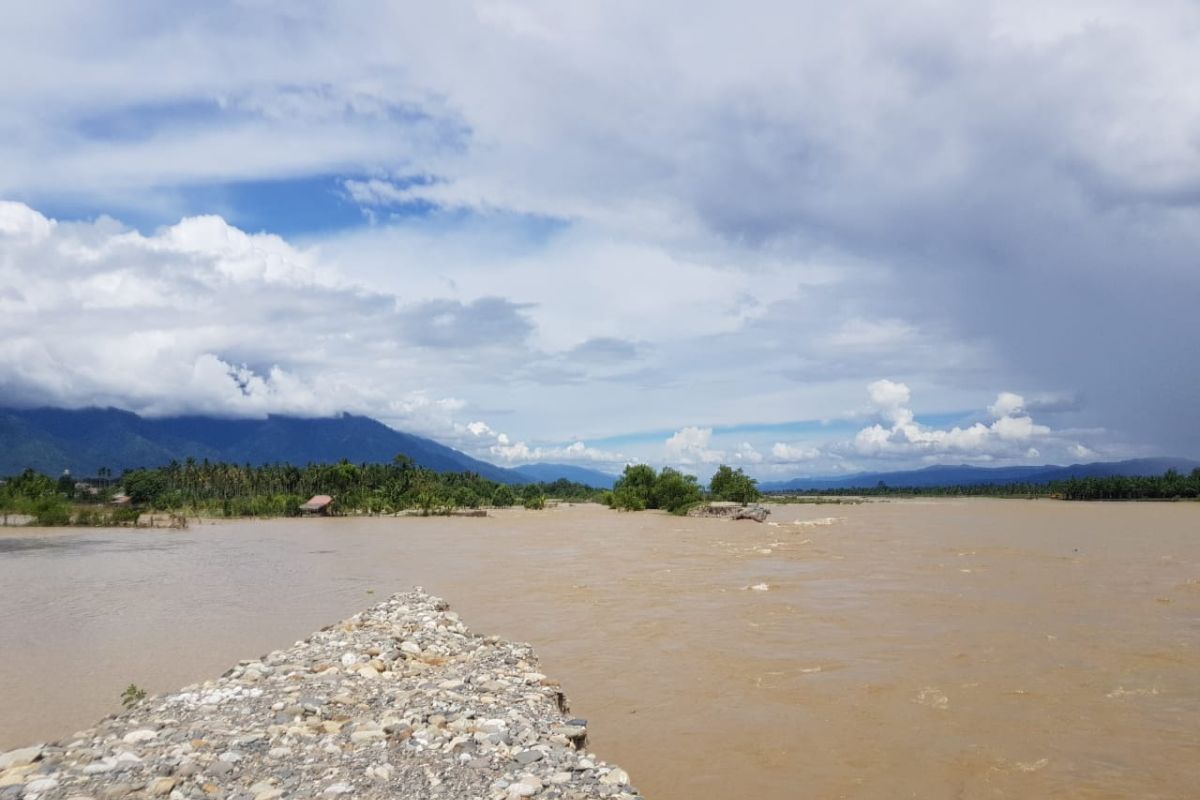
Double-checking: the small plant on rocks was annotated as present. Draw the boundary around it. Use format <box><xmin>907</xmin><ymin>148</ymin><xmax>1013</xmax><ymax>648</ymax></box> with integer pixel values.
<box><xmin>121</xmin><ymin>683</ymin><xmax>147</xmax><ymax>708</ymax></box>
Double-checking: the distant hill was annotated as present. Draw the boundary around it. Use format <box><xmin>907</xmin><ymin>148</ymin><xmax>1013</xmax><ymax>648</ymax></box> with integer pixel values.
<box><xmin>759</xmin><ymin>458</ymin><xmax>1200</xmax><ymax>492</ymax></box>
<box><xmin>512</xmin><ymin>463</ymin><xmax>617</xmax><ymax>489</ymax></box>
<box><xmin>0</xmin><ymin>407</ymin><xmax>530</xmax><ymax>483</ymax></box>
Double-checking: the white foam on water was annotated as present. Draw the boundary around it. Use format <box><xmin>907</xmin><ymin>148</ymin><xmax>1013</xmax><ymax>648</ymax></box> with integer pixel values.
<box><xmin>1105</xmin><ymin>686</ymin><xmax>1161</xmax><ymax>699</ymax></box>
<box><xmin>793</xmin><ymin>517</ymin><xmax>841</xmax><ymax>528</ymax></box>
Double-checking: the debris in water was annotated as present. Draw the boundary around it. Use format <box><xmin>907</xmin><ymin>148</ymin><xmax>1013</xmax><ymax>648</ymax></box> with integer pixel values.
<box><xmin>914</xmin><ymin>687</ymin><xmax>950</xmax><ymax>709</ymax></box>
<box><xmin>743</xmin><ymin>583</ymin><xmax>771</xmax><ymax>592</ymax></box>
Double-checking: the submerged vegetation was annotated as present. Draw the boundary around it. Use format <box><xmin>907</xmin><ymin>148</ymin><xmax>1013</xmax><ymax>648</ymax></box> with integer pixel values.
<box><xmin>607</xmin><ymin>463</ymin><xmax>760</xmax><ymax>514</ymax></box>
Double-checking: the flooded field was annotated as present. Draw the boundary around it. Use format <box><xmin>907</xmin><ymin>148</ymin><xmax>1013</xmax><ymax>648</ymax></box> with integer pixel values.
<box><xmin>2</xmin><ymin>500</ymin><xmax>1198</xmax><ymax>799</ymax></box>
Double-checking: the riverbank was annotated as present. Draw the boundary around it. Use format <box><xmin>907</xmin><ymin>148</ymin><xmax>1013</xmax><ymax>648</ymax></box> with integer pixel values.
<box><xmin>0</xmin><ymin>589</ymin><xmax>640</xmax><ymax>800</ymax></box>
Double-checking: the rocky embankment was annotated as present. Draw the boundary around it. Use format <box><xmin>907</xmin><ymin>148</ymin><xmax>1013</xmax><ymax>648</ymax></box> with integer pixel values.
<box><xmin>686</xmin><ymin>502</ymin><xmax>770</xmax><ymax>522</ymax></box>
<box><xmin>0</xmin><ymin>591</ymin><xmax>640</xmax><ymax>800</ymax></box>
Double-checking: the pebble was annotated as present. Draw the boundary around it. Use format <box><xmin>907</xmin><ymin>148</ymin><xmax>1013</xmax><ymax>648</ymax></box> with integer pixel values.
<box><xmin>25</xmin><ymin>777</ymin><xmax>60</xmax><ymax>793</ymax></box>
<box><xmin>600</xmin><ymin>768</ymin><xmax>629</xmax><ymax>786</ymax></box>
<box><xmin>146</xmin><ymin>776</ymin><xmax>176</xmax><ymax>796</ymax></box>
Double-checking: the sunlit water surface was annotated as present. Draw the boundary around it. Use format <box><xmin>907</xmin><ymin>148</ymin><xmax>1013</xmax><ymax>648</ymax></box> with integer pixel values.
<box><xmin>2</xmin><ymin>500</ymin><xmax>1198</xmax><ymax>799</ymax></box>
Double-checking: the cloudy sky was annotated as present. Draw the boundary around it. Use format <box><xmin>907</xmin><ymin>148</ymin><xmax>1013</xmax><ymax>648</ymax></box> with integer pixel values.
<box><xmin>2</xmin><ymin>1</ymin><xmax>1198</xmax><ymax>477</ymax></box>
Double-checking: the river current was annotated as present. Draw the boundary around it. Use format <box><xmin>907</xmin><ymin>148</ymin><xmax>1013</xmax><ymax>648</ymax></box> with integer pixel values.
<box><xmin>2</xmin><ymin>500</ymin><xmax>1197</xmax><ymax>798</ymax></box>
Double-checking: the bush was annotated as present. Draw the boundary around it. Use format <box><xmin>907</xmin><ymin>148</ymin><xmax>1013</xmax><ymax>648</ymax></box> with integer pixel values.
<box><xmin>123</xmin><ymin>469</ymin><xmax>168</xmax><ymax>506</ymax></box>
<box><xmin>110</xmin><ymin>507</ymin><xmax>141</xmax><ymax>525</ymax></box>
<box><xmin>610</xmin><ymin>484</ymin><xmax>646</xmax><ymax>511</ymax></box>
<box><xmin>612</xmin><ymin>464</ymin><xmax>657</xmax><ymax>509</ymax></box>
<box><xmin>653</xmin><ymin>468</ymin><xmax>703</xmax><ymax>514</ymax></box>
<box><xmin>492</xmin><ymin>485</ymin><xmax>516</xmax><ymax>507</ymax></box>
<box><xmin>708</xmin><ymin>465</ymin><xmax>761</xmax><ymax>504</ymax></box>
<box><xmin>31</xmin><ymin>496</ymin><xmax>72</xmax><ymax>526</ymax></box>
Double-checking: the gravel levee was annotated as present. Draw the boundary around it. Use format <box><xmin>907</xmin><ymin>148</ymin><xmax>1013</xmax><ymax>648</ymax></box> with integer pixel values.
<box><xmin>0</xmin><ymin>590</ymin><xmax>642</xmax><ymax>800</ymax></box>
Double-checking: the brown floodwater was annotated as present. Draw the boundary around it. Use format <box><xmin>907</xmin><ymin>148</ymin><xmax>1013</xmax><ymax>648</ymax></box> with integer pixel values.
<box><xmin>1</xmin><ymin>500</ymin><xmax>1198</xmax><ymax>798</ymax></box>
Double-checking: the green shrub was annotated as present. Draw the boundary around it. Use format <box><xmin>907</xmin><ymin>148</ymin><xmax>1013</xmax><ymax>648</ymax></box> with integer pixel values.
<box><xmin>31</xmin><ymin>497</ymin><xmax>72</xmax><ymax>526</ymax></box>
<box><xmin>653</xmin><ymin>468</ymin><xmax>703</xmax><ymax>514</ymax></box>
<box><xmin>492</xmin><ymin>485</ymin><xmax>516</xmax><ymax>507</ymax></box>
<box><xmin>708</xmin><ymin>465</ymin><xmax>761</xmax><ymax>503</ymax></box>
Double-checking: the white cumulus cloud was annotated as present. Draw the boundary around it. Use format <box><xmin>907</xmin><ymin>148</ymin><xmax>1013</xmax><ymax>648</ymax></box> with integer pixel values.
<box><xmin>664</xmin><ymin>426</ymin><xmax>725</xmax><ymax>465</ymax></box>
<box><xmin>771</xmin><ymin>442</ymin><xmax>821</xmax><ymax>462</ymax></box>
<box><xmin>853</xmin><ymin>381</ymin><xmax>1072</xmax><ymax>460</ymax></box>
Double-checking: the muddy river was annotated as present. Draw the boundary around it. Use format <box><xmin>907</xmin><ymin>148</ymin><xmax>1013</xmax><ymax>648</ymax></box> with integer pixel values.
<box><xmin>2</xmin><ymin>500</ymin><xmax>1198</xmax><ymax>798</ymax></box>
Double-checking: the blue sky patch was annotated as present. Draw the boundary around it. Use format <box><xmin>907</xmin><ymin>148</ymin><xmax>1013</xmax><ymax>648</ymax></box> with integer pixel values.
<box><xmin>180</xmin><ymin>175</ymin><xmax>368</xmax><ymax>236</ymax></box>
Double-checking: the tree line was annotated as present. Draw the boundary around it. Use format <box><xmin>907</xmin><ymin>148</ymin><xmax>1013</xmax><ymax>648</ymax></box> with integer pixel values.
<box><xmin>0</xmin><ymin>456</ymin><xmax>608</xmax><ymax>525</ymax></box>
<box><xmin>766</xmin><ymin>468</ymin><xmax>1200</xmax><ymax>501</ymax></box>
<box><xmin>0</xmin><ymin>458</ymin><xmax>765</xmax><ymax>525</ymax></box>
<box><xmin>12</xmin><ymin>459</ymin><xmax>1189</xmax><ymax>528</ymax></box>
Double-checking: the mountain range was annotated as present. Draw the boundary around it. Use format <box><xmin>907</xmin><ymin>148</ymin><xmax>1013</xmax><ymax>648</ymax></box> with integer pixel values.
<box><xmin>0</xmin><ymin>407</ymin><xmax>616</xmax><ymax>487</ymax></box>
<box><xmin>758</xmin><ymin>458</ymin><xmax>1200</xmax><ymax>491</ymax></box>
<box><xmin>2</xmin><ymin>406</ymin><xmax>1192</xmax><ymax>492</ymax></box>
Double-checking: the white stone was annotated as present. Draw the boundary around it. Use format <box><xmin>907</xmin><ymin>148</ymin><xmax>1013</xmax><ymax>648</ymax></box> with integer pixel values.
<box><xmin>123</xmin><ymin>729</ymin><xmax>158</xmax><ymax>744</ymax></box>
<box><xmin>25</xmin><ymin>778</ymin><xmax>60</xmax><ymax>793</ymax></box>
<box><xmin>0</xmin><ymin>745</ymin><xmax>42</xmax><ymax>770</ymax></box>
<box><xmin>600</xmin><ymin>768</ymin><xmax>629</xmax><ymax>785</ymax></box>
